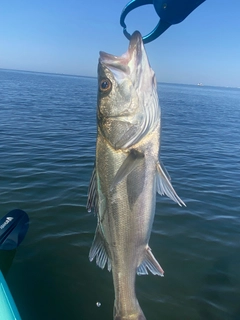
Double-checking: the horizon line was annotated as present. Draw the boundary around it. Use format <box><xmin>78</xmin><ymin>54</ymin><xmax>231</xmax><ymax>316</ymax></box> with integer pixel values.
<box><xmin>1</xmin><ymin>67</ymin><xmax>239</xmax><ymax>90</ymax></box>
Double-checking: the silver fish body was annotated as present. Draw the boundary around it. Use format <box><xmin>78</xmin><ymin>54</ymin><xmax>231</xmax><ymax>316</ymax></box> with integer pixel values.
<box><xmin>87</xmin><ymin>31</ymin><xmax>185</xmax><ymax>320</ymax></box>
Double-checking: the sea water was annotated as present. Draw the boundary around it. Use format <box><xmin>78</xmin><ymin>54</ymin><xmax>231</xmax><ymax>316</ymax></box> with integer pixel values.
<box><xmin>0</xmin><ymin>69</ymin><xmax>240</xmax><ymax>320</ymax></box>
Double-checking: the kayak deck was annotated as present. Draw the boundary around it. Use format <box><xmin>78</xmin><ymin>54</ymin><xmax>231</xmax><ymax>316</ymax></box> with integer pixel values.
<box><xmin>0</xmin><ymin>270</ymin><xmax>22</xmax><ymax>320</ymax></box>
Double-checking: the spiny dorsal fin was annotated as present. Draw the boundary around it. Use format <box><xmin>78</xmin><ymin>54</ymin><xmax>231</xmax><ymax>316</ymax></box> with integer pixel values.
<box><xmin>89</xmin><ymin>225</ymin><xmax>111</xmax><ymax>272</ymax></box>
<box><xmin>86</xmin><ymin>166</ymin><xmax>98</xmax><ymax>214</ymax></box>
<box><xmin>137</xmin><ymin>246</ymin><xmax>164</xmax><ymax>276</ymax></box>
<box><xmin>156</xmin><ymin>161</ymin><xmax>186</xmax><ymax>207</ymax></box>
<box><xmin>111</xmin><ymin>149</ymin><xmax>144</xmax><ymax>190</ymax></box>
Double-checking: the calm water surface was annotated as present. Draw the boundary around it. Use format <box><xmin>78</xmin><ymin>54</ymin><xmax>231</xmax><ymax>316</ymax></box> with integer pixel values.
<box><xmin>0</xmin><ymin>69</ymin><xmax>240</xmax><ymax>320</ymax></box>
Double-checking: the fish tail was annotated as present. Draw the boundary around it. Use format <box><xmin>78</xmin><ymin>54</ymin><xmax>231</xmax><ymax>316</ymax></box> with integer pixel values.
<box><xmin>113</xmin><ymin>303</ymin><xmax>146</xmax><ymax>320</ymax></box>
<box><xmin>112</xmin><ymin>264</ymin><xmax>147</xmax><ymax>320</ymax></box>
<box><xmin>114</xmin><ymin>313</ymin><xmax>146</xmax><ymax>320</ymax></box>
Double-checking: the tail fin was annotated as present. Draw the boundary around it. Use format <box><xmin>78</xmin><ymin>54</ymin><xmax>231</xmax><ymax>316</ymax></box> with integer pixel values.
<box><xmin>114</xmin><ymin>315</ymin><xmax>146</xmax><ymax>320</ymax></box>
<box><xmin>114</xmin><ymin>305</ymin><xmax>146</xmax><ymax>320</ymax></box>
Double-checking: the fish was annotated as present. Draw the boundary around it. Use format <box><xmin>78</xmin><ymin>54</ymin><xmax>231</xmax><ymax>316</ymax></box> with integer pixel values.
<box><xmin>87</xmin><ymin>31</ymin><xmax>185</xmax><ymax>320</ymax></box>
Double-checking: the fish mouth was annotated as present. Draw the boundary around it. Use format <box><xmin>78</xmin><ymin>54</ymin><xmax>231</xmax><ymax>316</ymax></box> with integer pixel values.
<box><xmin>128</xmin><ymin>30</ymin><xmax>143</xmax><ymax>60</ymax></box>
<box><xmin>99</xmin><ymin>31</ymin><xmax>144</xmax><ymax>79</ymax></box>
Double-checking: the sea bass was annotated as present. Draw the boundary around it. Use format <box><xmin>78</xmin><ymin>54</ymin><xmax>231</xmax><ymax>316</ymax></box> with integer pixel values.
<box><xmin>87</xmin><ymin>31</ymin><xmax>185</xmax><ymax>320</ymax></box>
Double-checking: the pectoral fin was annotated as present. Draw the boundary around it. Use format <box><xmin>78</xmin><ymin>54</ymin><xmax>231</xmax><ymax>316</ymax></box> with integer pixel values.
<box><xmin>111</xmin><ymin>149</ymin><xmax>144</xmax><ymax>190</ymax></box>
<box><xmin>86</xmin><ymin>166</ymin><xmax>98</xmax><ymax>214</ymax></box>
<box><xmin>137</xmin><ymin>246</ymin><xmax>164</xmax><ymax>276</ymax></box>
<box><xmin>156</xmin><ymin>161</ymin><xmax>186</xmax><ymax>207</ymax></box>
<box><xmin>89</xmin><ymin>225</ymin><xmax>111</xmax><ymax>272</ymax></box>
<box><xmin>115</xmin><ymin>125</ymin><xmax>139</xmax><ymax>149</ymax></box>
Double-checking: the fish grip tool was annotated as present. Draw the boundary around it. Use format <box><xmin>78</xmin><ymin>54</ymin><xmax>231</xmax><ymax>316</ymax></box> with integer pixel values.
<box><xmin>120</xmin><ymin>0</ymin><xmax>206</xmax><ymax>43</ymax></box>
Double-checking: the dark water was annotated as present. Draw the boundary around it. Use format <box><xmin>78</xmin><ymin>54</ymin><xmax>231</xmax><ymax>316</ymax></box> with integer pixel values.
<box><xmin>0</xmin><ymin>69</ymin><xmax>240</xmax><ymax>320</ymax></box>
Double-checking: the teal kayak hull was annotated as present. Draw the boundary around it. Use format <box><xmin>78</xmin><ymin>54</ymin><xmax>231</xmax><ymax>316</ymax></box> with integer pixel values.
<box><xmin>0</xmin><ymin>270</ymin><xmax>22</xmax><ymax>320</ymax></box>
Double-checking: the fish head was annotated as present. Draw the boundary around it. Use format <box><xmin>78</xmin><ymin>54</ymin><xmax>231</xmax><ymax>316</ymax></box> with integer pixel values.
<box><xmin>97</xmin><ymin>31</ymin><xmax>160</xmax><ymax>150</ymax></box>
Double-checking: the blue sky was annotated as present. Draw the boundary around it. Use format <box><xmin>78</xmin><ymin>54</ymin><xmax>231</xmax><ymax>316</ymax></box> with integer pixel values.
<box><xmin>1</xmin><ymin>0</ymin><xmax>240</xmax><ymax>87</ymax></box>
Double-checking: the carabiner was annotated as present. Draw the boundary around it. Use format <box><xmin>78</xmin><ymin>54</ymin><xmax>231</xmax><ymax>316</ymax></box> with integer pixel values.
<box><xmin>120</xmin><ymin>0</ymin><xmax>206</xmax><ymax>44</ymax></box>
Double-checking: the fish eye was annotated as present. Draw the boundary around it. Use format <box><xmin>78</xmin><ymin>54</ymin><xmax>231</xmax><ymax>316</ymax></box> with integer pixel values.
<box><xmin>99</xmin><ymin>78</ymin><xmax>112</xmax><ymax>92</ymax></box>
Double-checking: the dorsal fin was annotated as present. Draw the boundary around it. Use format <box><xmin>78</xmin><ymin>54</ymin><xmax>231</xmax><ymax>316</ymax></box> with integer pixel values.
<box><xmin>86</xmin><ymin>166</ymin><xmax>98</xmax><ymax>214</ymax></box>
<box><xmin>89</xmin><ymin>225</ymin><xmax>112</xmax><ymax>272</ymax></box>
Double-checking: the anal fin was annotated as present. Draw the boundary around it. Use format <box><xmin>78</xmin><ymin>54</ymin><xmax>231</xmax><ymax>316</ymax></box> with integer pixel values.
<box><xmin>137</xmin><ymin>246</ymin><xmax>164</xmax><ymax>276</ymax></box>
